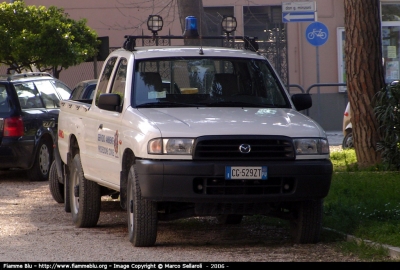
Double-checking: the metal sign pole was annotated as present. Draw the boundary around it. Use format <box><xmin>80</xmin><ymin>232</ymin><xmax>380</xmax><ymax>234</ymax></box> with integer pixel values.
<box><xmin>306</xmin><ymin>21</ymin><xmax>329</xmax><ymax>125</ymax></box>
<box><xmin>316</xmin><ymin>46</ymin><xmax>321</xmax><ymax>124</ymax></box>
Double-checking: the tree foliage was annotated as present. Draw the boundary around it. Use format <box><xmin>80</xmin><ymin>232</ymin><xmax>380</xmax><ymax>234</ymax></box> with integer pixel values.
<box><xmin>0</xmin><ymin>0</ymin><xmax>99</xmax><ymax>77</ymax></box>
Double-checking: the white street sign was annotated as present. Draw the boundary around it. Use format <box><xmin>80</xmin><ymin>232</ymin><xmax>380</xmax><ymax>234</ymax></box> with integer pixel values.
<box><xmin>282</xmin><ymin>1</ymin><xmax>317</xmax><ymax>13</ymax></box>
<box><xmin>283</xmin><ymin>12</ymin><xmax>317</xmax><ymax>22</ymax></box>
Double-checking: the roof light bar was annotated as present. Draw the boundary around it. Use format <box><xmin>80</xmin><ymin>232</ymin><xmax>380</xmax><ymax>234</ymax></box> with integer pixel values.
<box><xmin>147</xmin><ymin>15</ymin><xmax>163</xmax><ymax>35</ymax></box>
<box><xmin>221</xmin><ymin>16</ymin><xmax>237</xmax><ymax>34</ymax></box>
<box><xmin>183</xmin><ymin>16</ymin><xmax>199</xmax><ymax>38</ymax></box>
<box><xmin>124</xmin><ymin>15</ymin><xmax>259</xmax><ymax>52</ymax></box>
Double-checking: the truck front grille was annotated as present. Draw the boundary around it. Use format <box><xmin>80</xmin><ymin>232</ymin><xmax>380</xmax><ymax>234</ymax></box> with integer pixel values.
<box><xmin>193</xmin><ymin>135</ymin><xmax>295</xmax><ymax>161</ymax></box>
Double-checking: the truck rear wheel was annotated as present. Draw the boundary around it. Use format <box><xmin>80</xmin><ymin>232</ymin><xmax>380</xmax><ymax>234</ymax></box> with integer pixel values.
<box><xmin>64</xmin><ymin>167</ymin><xmax>71</xmax><ymax>213</ymax></box>
<box><xmin>127</xmin><ymin>164</ymin><xmax>158</xmax><ymax>247</ymax></box>
<box><xmin>290</xmin><ymin>199</ymin><xmax>323</xmax><ymax>244</ymax></box>
<box><xmin>49</xmin><ymin>161</ymin><xmax>64</xmax><ymax>203</ymax></box>
<box><xmin>70</xmin><ymin>154</ymin><xmax>101</xmax><ymax>228</ymax></box>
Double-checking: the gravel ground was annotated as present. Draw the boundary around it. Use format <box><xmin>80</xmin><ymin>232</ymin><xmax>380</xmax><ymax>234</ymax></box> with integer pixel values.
<box><xmin>0</xmin><ymin>166</ymin><xmax>368</xmax><ymax>263</ymax></box>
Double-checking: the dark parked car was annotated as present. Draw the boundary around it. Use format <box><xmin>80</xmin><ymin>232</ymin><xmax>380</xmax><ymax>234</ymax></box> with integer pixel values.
<box><xmin>69</xmin><ymin>79</ymin><xmax>97</xmax><ymax>101</ymax></box>
<box><xmin>0</xmin><ymin>72</ymin><xmax>72</xmax><ymax>181</ymax></box>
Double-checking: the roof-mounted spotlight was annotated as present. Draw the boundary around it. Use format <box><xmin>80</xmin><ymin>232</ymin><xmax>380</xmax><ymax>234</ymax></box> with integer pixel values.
<box><xmin>147</xmin><ymin>15</ymin><xmax>163</xmax><ymax>37</ymax></box>
<box><xmin>221</xmin><ymin>16</ymin><xmax>237</xmax><ymax>35</ymax></box>
<box><xmin>183</xmin><ymin>16</ymin><xmax>199</xmax><ymax>38</ymax></box>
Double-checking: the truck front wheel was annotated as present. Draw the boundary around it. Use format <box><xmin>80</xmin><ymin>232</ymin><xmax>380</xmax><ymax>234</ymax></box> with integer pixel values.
<box><xmin>290</xmin><ymin>199</ymin><xmax>323</xmax><ymax>244</ymax></box>
<box><xmin>69</xmin><ymin>154</ymin><xmax>101</xmax><ymax>227</ymax></box>
<box><xmin>127</xmin><ymin>164</ymin><xmax>158</xmax><ymax>247</ymax></box>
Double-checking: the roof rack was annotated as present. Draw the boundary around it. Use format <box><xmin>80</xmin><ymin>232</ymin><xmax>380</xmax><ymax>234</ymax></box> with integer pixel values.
<box><xmin>6</xmin><ymin>72</ymin><xmax>53</xmax><ymax>81</ymax></box>
<box><xmin>123</xmin><ymin>34</ymin><xmax>259</xmax><ymax>53</ymax></box>
<box><xmin>122</xmin><ymin>15</ymin><xmax>259</xmax><ymax>53</ymax></box>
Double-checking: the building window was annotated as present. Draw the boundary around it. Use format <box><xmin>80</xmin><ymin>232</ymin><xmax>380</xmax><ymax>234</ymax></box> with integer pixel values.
<box><xmin>337</xmin><ymin>27</ymin><xmax>347</xmax><ymax>92</ymax></box>
<box><xmin>382</xmin><ymin>2</ymin><xmax>400</xmax><ymax>83</ymax></box>
<box><xmin>382</xmin><ymin>3</ymin><xmax>400</xmax><ymax>21</ymax></box>
<box><xmin>243</xmin><ymin>6</ymin><xmax>282</xmax><ymax>39</ymax></box>
<box><xmin>204</xmin><ymin>6</ymin><xmax>234</xmax><ymax>36</ymax></box>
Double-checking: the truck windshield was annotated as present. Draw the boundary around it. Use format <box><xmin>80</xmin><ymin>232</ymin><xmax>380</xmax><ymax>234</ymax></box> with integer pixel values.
<box><xmin>133</xmin><ymin>57</ymin><xmax>290</xmax><ymax>108</ymax></box>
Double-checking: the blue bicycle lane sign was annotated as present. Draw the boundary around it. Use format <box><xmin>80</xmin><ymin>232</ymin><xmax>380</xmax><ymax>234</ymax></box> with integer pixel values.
<box><xmin>306</xmin><ymin>22</ymin><xmax>329</xmax><ymax>46</ymax></box>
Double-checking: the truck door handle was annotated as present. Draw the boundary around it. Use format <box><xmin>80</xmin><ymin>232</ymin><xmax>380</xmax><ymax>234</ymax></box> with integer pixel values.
<box><xmin>98</xmin><ymin>124</ymin><xmax>103</xmax><ymax>130</ymax></box>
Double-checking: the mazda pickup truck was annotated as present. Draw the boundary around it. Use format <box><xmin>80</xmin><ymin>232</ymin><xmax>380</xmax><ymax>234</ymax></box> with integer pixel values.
<box><xmin>56</xmin><ymin>19</ymin><xmax>332</xmax><ymax>247</ymax></box>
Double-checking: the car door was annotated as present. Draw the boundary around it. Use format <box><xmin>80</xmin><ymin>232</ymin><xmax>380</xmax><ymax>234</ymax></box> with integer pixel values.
<box><xmin>0</xmin><ymin>84</ymin><xmax>12</xmax><ymax>148</ymax></box>
<box><xmin>14</xmin><ymin>81</ymin><xmax>55</xmax><ymax>140</ymax></box>
<box><xmin>95</xmin><ymin>57</ymin><xmax>127</xmax><ymax>186</ymax></box>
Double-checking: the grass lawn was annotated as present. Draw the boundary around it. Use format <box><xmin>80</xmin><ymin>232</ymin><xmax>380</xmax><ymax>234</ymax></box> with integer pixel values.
<box><xmin>324</xmin><ymin>149</ymin><xmax>400</xmax><ymax>260</ymax></box>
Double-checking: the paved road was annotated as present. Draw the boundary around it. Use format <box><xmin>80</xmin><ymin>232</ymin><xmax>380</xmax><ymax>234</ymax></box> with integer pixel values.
<box><xmin>0</xmin><ymin>169</ymin><xmax>365</xmax><ymax>263</ymax></box>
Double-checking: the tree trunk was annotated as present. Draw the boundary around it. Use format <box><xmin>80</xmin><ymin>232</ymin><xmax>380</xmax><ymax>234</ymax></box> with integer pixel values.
<box><xmin>344</xmin><ymin>0</ymin><xmax>384</xmax><ymax>167</ymax></box>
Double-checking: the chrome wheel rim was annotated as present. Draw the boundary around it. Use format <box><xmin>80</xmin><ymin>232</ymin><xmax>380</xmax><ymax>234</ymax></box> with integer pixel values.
<box><xmin>38</xmin><ymin>144</ymin><xmax>50</xmax><ymax>175</ymax></box>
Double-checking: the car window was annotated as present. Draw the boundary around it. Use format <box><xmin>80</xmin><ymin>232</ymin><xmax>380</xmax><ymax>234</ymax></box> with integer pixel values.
<box><xmin>110</xmin><ymin>58</ymin><xmax>127</xmax><ymax>107</ymax></box>
<box><xmin>14</xmin><ymin>82</ymin><xmax>44</xmax><ymax>109</ymax></box>
<box><xmin>34</xmin><ymin>80</ymin><xmax>60</xmax><ymax>109</ymax></box>
<box><xmin>70</xmin><ymin>84</ymin><xmax>85</xmax><ymax>100</ymax></box>
<box><xmin>134</xmin><ymin>57</ymin><xmax>289</xmax><ymax>108</ymax></box>
<box><xmin>0</xmin><ymin>84</ymin><xmax>10</xmax><ymax>112</ymax></box>
<box><xmin>96</xmin><ymin>57</ymin><xmax>117</xmax><ymax>106</ymax></box>
<box><xmin>52</xmin><ymin>80</ymin><xmax>72</xmax><ymax>100</ymax></box>
<box><xmin>87</xmin><ymin>84</ymin><xmax>96</xmax><ymax>99</ymax></box>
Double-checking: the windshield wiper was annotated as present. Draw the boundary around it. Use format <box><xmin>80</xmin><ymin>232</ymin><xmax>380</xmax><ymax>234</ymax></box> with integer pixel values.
<box><xmin>136</xmin><ymin>101</ymin><xmax>203</xmax><ymax>108</ymax></box>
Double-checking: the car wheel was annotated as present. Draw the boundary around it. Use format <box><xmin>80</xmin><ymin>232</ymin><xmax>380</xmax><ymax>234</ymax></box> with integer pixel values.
<box><xmin>216</xmin><ymin>214</ymin><xmax>243</xmax><ymax>225</ymax></box>
<box><xmin>49</xmin><ymin>161</ymin><xmax>64</xmax><ymax>203</ymax></box>
<box><xmin>28</xmin><ymin>139</ymin><xmax>53</xmax><ymax>181</ymax></box>
<box><xmin>127</xmin><ymin>164</ymin><xmax>158</xmax><ymax>247</ymax></box>
<box><xmin>290</xmin><ymin>199</ymin><xmax>323</xmax><ymax>244</ymax></box>
<box><xmin>342</xmin><ymin>131</ymin><xmax>354</xmax><ymax>149</ymax></box>
<box><xmin>70</xmin><ymin>154</ymin><xmax>101</xmax><ymax>227</ymax></box>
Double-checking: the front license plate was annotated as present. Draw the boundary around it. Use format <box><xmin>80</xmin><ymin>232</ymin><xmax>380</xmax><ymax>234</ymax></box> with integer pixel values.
<box><xmin>225</xmin><ymin>166</ymin><xmax>268</xmax><ymax>180</ymax></box>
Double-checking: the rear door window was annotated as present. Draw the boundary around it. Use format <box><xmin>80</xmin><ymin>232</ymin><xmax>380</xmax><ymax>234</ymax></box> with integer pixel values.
<box><xmin>34</xmin><ymin>80</ymin><xmax>61</xmax><ymax>108</ymax></box>
<box><xmin>14</xmin><ymin>82</ymin><xmax>44</xmax><ymax>109</ymax></box>
<box><xmin>0</xmin><ymin>84</ymin><xmax>10</xmax><ymax>112</ymax></box>
<box><xmin>52</xmin><ymin>80</ymin><xmax>71</xmax><ymax>100</ymax></box>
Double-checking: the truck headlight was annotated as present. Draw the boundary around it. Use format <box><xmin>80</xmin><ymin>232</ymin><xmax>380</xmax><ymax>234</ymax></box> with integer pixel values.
<box><xmin>148</xmin><ymin>138</ymin><xmax>194</xmax><ymax>155</ymax></box>
<box><xmin>293</xmin><ymin>138</ymin><xmax>329</xmax><ymax>155</ymax></box>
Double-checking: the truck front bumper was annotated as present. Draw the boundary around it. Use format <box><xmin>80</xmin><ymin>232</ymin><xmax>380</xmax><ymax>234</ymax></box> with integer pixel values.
<box><xmin>135</xmin><ymin>159</ymin><xmax>332</xmax><ymax>203</ymax></box>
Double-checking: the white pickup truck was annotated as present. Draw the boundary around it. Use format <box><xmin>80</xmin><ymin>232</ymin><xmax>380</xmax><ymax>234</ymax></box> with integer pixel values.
<box><xmin>56</xmin><ymin>30</ymin><xmax>332</xmax><ymax>247</ymax></box>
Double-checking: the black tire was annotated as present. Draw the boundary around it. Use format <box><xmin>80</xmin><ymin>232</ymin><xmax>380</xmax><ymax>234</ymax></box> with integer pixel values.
<box><xmin>127</xmin><ymin>164</ymin><xmax>158</xmax><ymax>247</ymax></box>
<box><xmin>70</xmin><ymin>154</ymin><xmax>101</xmax><ymax>228</ymax></box>
<box><xmin>342</xmin><ymin>131</ymin><xmax>353</xmax><ymax>149</ymax></box>
<box><xmin>28</xmin><ymin>139</ymin><xmax>53</xmax><ymax>181</ymax></box>
<box><xmin>49</xmin><ymin>161</ymin><xmax>64</xmax><ymax>203</ymax></box>
<box><xmin>64</xmin><ymin>165</ymin><xmax>71</xmax><ymax>213</ymax></box>
<box><xmin>216</xmin><ymin>214</ymin><xmax>243</xmax><ymax>225</ymax></box>
<box><xmin>290</xmin><ymin>199</ymin><xmax>323</xmax><ymax>244</ymax></box>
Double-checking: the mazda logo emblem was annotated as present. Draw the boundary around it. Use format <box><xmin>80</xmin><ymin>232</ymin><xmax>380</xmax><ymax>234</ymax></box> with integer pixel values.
<box><xmin>239</xmin><ymin>144</ymin><xmax>251</xmax><ymax>154</ymax></box>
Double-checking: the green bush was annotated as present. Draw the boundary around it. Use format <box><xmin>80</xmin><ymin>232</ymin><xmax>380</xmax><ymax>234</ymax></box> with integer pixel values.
<box><xmin>374</xmin><ymin>82</ymin><xmax>400</xmax><ymax>169</ymax></box>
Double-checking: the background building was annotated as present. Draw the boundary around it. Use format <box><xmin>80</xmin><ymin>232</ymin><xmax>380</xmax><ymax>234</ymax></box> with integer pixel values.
<box><xmin>3</xmin><ymin>0</ymin><xmax>399</xmax><ymax>131</ymax></box>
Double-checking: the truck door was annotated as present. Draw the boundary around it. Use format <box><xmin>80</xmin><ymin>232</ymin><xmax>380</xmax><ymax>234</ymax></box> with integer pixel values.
<box><xmin>95</xmin><ymin>58</ymin><xmax>128</xmax><ymax>186</ymax></box>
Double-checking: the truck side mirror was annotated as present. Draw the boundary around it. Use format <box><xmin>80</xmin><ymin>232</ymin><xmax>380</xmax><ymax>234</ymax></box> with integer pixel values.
<box><xmin>291</xmin><ymin>94</ymin><xmax>312</xmax><ymax>111</ymax></box>
<box><xmin>98</xmin><ymin>93</ymin><xmax>121</xmax><ymax>111</ymax></box>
